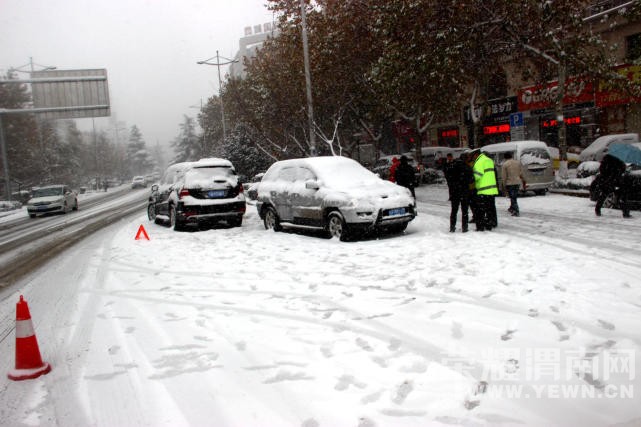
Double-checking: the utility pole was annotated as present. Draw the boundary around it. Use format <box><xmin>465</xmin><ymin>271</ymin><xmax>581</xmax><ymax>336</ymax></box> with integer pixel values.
<box><xmin>197</xmin><ymin>52</ymin><xmax>238</xmax><ymax>141</ymax></box>
<box><xmin>300</xmin><ymin>0</ymin><xmax>316</xmax><ymax>157</ymax></box>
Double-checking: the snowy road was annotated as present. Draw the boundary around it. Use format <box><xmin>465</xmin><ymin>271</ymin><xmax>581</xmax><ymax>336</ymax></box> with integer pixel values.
<box><xmin>0</xmin><ymin>187</ymin><xmax>149</xmax><ymax>286</ymax></box>
<box><xmin>0</xmin><ymin>185</ymin><xmax>639</xmax><ymax>426</ymax></box>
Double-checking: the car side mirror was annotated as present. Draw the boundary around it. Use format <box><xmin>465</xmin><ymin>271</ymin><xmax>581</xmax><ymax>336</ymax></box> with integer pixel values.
<box><xmin>305</xmin><ymin>180</ymin><xmax>320</xmax><ymax>190</ymax></box>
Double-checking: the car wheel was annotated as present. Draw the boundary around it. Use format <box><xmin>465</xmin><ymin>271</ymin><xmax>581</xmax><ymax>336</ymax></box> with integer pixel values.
<box><xmin>327</xmin><ymin>211</ymin><xmax>350</xmax><ymax>241</ymax></box>
<box><xmin>263</xmin><ymin>207</ymin><xmax>282</xmax><ymax>231</ymax></box>
<box><xmin>63</xmin><ymin>201</ymin><xmax>68</xmax><ymax>214</ymax></box>
<box><xmin>29</xmin><ymin>213</ymin><xmax>36</xmax><ymax>219</ymax></box>
<box><xmin>169</xmin><ymin>205</ymin><xmax>185</xmax><ymax>231</ymax></box>
<box><xmin>72</xmin><ymin>198</ymin><xmax>78</xmax><ymax>211</ymax></box>
<box><xmin>229</xmin><ymin>216</ymin><xmax>243</xmax><ymax>227</ymax></box>
<box><xmin>147</xmin><ymin>204</ymin><xmax>157</xmax><ymax>221</ymax></box>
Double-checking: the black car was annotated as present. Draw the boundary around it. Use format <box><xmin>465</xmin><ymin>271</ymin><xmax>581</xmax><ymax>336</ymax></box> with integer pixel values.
<box><xmin>147</xmin><ymin>158</ymin><xmax>246</xmax><ymax>230</ymax></box>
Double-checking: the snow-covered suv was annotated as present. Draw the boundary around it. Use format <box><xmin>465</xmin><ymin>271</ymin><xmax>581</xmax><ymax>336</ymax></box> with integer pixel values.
<box><xmin>256</xmin><ymin>156</ymin><xmax>416</xmax><ymax>241</ymax></box>
<box><xmin>148</xmin><ymin>158</ymin><xmax>246</xmax><ymax>230</ymax></box>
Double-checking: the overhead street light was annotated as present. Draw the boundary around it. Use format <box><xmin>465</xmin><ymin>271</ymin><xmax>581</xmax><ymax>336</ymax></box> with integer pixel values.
<box><xmin>197</xmin><ymin>51</ymin><xmax>238</xmax><ymax>141</ymax></box>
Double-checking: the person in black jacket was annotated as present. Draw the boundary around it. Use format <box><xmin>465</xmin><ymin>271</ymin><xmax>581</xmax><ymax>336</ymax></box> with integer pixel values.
<box><xmin>394</xmin><ymin>155</ymin><xmax>416</xmax><ymax>198</ymax></box>
<box><xmin>594</xmin><ymin>154</ymin><xmax>629</xmax><ymax>217</ymax></box>
<box><xmin>446</xmin><ymin>152</ymin><xmax>475</xmax><ymax>232</ymax></box>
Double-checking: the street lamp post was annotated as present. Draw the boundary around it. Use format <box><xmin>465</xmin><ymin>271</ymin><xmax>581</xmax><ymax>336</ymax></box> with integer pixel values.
<box><xmin>197</xmin><ymin>52</ymin><xmax>238</xmax><ymax>141</ymax></box>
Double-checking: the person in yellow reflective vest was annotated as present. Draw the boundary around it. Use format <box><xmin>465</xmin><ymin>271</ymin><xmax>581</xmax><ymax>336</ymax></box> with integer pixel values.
<box><xmin>469</xmin><ymin>149</ymin><xmax>499</xmax><ymax>231</ymax></box>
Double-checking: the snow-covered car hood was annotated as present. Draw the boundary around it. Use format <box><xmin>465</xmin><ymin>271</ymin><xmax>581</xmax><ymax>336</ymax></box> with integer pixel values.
<box><xmin>320</xmin><ymin>180</ymin><xmax>413</xmax><ymax>209</ymax></box>
<box><xmin>27</xmin><ymin>195</ymin><xmax>64</xmax><ymax>204</ymax></box>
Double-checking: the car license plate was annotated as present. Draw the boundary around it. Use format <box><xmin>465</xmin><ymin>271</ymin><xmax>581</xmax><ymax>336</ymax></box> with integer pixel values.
<box><xmin>388</xmin><ymin>207</ymin><xmax>405</xmax><ymax>216</ymax></box>
<box><xmin>207</xmin><ymin>190</ymin><xmax>226</xmax><ymax>198</ymax></box>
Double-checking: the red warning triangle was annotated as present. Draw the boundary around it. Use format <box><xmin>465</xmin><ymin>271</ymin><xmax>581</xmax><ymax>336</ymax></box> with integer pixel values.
<box><xmin>135</xmin><ymin>224</ymin><xmax>150</xmax><ymax>240</ymax></box>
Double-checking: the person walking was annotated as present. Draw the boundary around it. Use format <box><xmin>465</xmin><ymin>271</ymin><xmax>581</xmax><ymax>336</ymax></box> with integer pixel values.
<box><xmin>394</xmin><ymin>155</ymin><xmax>416</xmax><ymax>198</ymax></box>
<box><xmin>469</xmin><ymin>149</ymin><xmax>499</xmax><ymax>231</ymax></box>
<box><xmin>594</xmin><ymin>154</ymin><xmax>629</xmax><ymax>218</ymax></box>
<box><xmin>501</xmin><ymin>152</ymin><xmax>526</xmax><ymax>216</ymax></box>
<box><xmin>446</xmin><ymin>152</ymin><xmax>474</xmax><ymax>232</ymax></box>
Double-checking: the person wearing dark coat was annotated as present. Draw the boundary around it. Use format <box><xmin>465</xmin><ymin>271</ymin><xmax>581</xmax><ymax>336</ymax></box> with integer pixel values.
<box><xmin>395</xmin><ymin>155</ymin><xmax>416</xmax><ymax>198</ymax></box>
<box><xmin>446</xmin><ymin>153</ymin><xmax>475</xmax><ymax>232</ymax></box>
<box><xmin>594</xmin><ymin>154</ymin><xmax>630</xmax><ymax>218</ymax></box>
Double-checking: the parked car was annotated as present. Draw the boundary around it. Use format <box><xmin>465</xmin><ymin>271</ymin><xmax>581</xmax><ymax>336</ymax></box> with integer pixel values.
<box><xmin>548</xmin><ymin>147</ymin><xmax>580</xmax><ymax>170</ymax></box>
<box><xmin>481</xmin><ymin>140</ymin><xmax>555</xmax><ymax>195</ymax></box>
<box><xmin>256</xmin><ymin>156</ymin><xmax>416</xmax><ymax>241</ymax></box>
<box><xmin>26</xmin><ymin>185</ymin><xmax>78</xmax><ymax>218</ymax></box>
<box><xmin>579</xmin><ymin>133</ymin><xmax>639</xmax><ymax>163</ymax></box>
<box><xmin>244</xmin><ymin>172</ymin><xmax>265</xmax><ymax>201</ymax></box>
<box><xmin>147</xmin><ymin>158</ymin><xmax>245</xmax><ymax>230</ymax></box>
<box><xmin>131</xmin><ymin>176</ymin><xmax>147</xmax><ymax>189</ymax></box>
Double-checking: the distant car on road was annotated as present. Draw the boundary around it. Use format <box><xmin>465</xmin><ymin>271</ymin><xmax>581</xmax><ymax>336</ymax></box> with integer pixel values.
<box><xmin>256</xmin><ymin>156</ymin><xmax>416</xmax><ymax>241</ymax></box>
<box><xmin>26</xmin><ymin>185</ymin><xmax>78</xmax><ymax>218</ymax></box>
<box><xmin>131</xmin><ymin>176</ymin><xmax>147</xmax><ymax>189</ymax></box>
<box><xmin>148</xmin><ymin>158</ymin><xmax>246</xmax><ymax>230</ymax></box>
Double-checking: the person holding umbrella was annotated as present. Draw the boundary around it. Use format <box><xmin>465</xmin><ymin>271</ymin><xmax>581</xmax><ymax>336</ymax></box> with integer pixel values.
<box><xmin>593</xmin><ymin>143</ymin><xmax>640</xmax><ymax>218</ymax></box>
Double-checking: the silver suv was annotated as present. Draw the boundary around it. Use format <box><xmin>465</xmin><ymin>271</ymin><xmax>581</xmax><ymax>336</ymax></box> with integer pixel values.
<box><xmin>256</xmin><ymin>156</ymin><xmax>416</xmax><ymax>241</ymax></box>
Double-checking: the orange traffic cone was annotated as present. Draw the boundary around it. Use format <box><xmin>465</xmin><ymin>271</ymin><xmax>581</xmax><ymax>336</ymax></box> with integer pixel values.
<box><xmin>7</xmin><ymin>295</ymin><xmax>51</xmax><ymax>381</ymax></box>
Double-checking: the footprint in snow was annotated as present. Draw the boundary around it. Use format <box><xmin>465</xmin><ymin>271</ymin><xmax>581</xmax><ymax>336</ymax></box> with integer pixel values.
<box><xmin>358</xmin><ymin>417</ymin><xmax>377</xmax><ymax>427</ymax></box>
<box><xmin>597</xmin><ymin>319</ymin><xmax>615</xmax><ymax>330</ymax></box>
<box><xmin>429</xmin><ymin>310</ymin><xmax>446</xmax><ymax>320</ymax></box>
<box><xmin>501</xmin><ymin>329</ymin><xmax>516</xmax><ymax>341</ymax></box>
<box><xmin>356</xmin><ymin>337</ymin><xmax>373</xmax><ymax>352</ymax></box>
<box><xmin>301</xmin><ymin>418</ymin><xmax>319</xmax><ymax>427</ymax></box>
<box><xmin>451</xmin><ymin>322</ymin><xmax>464</xmax><ymax>339</ymax></box>
<box><xmin>392</xmin><ymin>380</ymin><xmax>413</xmax><ymax>405</ymax></box>
<box><xmin>334</xmin><ymin>374</ymin><xmax>366</xmax><ymax>391</ymax></box>
<box><xmin>527</xmin><ymin>309</ymin><xmax>539</xmax><ymax>317</ymax></box>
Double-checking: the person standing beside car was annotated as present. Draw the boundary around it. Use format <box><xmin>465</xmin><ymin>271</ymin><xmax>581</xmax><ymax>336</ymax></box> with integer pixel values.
<box><xmin>501</xmin><ymin>152</ymin><xmax>526</xmax><ymax>217</ymax></box>
<box><xmin>395</xmin><ymin>155</ymin><xmax>416</xmax><ymax>198</ymax></box>
<box><xmin>446</xmin><ymin>152</ymin><xmax>474</xmax><ymax>232</ymax></box>
<box><xmin>469</xmin><ymin>149</ymin><xmax>499</xmax><ymax>231</ymax></box>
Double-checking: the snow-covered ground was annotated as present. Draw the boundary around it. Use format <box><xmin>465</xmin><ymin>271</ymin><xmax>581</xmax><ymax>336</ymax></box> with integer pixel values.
<box><xmin>0</xmin><ymin>185</ymin><xmax>639</xmax><ymax>427</ymax></box>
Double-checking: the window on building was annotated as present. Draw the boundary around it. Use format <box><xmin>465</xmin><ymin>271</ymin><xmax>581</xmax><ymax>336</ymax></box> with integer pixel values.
<box><xmin>626</xmin><ymin>33</ymin><xmax>641</xmax><ymax>62</ymax></box>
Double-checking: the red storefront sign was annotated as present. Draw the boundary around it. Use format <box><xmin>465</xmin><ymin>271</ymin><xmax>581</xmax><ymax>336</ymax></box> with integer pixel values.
<box><xmin>483</xmin><ymin>124</ymin><xmax>510</xmax><ymax>134</ymax></box>
<box><xmin>595</xmin><ymin>64</ymin><xmax>641</xmax><ymax>107</ymax></box>
<box><xmin>518</xmin><ymin>78</ymin><xmax>594</xmax><ymax>111</ymax></box>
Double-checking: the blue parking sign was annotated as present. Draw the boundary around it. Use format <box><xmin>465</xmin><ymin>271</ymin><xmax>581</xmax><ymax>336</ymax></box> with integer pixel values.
<box><xmin>510</xmin><ymin>112</ymin><xmax>524</xmax><ymax>127</ymax></box>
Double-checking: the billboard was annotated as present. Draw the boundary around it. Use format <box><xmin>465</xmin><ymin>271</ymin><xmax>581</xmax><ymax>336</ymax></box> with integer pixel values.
<box><xmin>30</xmin><ymin>69</ymin><xmax>110</xmax><ymax>119</ymax></box>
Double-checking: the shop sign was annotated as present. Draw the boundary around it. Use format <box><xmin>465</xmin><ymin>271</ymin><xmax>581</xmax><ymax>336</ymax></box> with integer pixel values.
<box><xmin>483</xmin><ymin>124</ymin><xmax>510</xmax><ymax>134</ymax></box>
<box><xmin>541</xmin><ymin>116</ymin><xmax>581</xmax><ymax>127</ymax></box>
<box><xmin>464</xmin><ymin>96</ymin><xmax>517</xmax><ymax>124</ymax></box>
<box><xmin>518</xmin><ymin>78</ymin><xmax>594</xmax><ymax>111</ymax></box>
<box><xmin>595</xmin><ymin>64</ymin><xmax>641</xmax><ymax>107</ymax></box>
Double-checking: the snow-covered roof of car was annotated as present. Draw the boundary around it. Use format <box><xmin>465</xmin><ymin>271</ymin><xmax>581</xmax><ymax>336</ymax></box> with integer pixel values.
<box><xmin>481</xmin><ymin>140</ymin><xmax>549</xmax><ymax>153</ymax></box>
<box><xmin>192</xmin><ymin>158</ymin><xmax>234</xmax><ymax>168</ymax></box>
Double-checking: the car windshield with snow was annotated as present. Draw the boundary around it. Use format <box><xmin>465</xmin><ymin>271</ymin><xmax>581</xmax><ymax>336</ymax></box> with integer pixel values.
<box><xmin>256</xmin><ymin>156</ymin><xmax>416</xmax><ymax>241</ymax></box>
<box><xmin>147</xmin><ymin>158</ymin><xmax>245</xmax><ymax>230</ymax></box>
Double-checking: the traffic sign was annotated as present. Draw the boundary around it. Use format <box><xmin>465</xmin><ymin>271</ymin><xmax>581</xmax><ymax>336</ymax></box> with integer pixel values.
<box><xmin>509</xmin><ymin>112</ymin><xmax>524</xmax><ymax>127</ymax></box>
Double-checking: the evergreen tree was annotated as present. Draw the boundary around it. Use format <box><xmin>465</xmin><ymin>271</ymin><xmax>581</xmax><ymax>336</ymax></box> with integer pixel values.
<box><xmin>126</xmin><ymin>125</ymin><xmax>151</xmax><ymax>176</ymax></box>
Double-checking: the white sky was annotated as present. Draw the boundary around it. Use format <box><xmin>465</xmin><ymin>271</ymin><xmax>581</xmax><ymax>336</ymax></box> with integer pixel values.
<box><xmin>0</xmin><ymin>0</ymin><xmax>274</xmax><ymax>147</ymax></box>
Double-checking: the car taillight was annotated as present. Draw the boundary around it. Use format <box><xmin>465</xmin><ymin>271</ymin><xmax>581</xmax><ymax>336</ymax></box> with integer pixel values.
<box><xmin>178</xmin><ymin>189</ymin><xmax>190</xmax><ymax>199</ymax></box>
